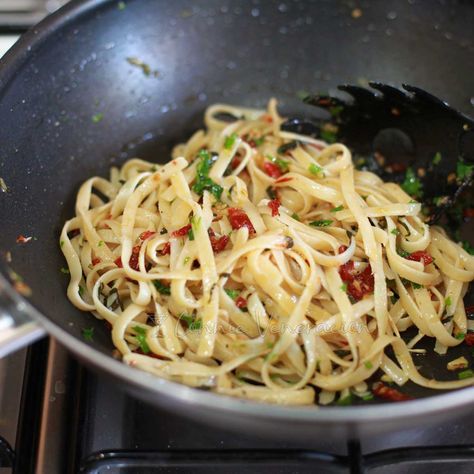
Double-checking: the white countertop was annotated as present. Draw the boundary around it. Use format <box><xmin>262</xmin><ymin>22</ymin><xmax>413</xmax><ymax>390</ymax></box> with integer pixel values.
<box><xmin>0</xmin><ymin>35</ymin><xmax>19</xmax><ymax>58</ymax></box>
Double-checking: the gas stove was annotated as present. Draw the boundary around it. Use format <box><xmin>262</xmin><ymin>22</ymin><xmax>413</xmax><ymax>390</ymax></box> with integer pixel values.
<box><xmin>0</xmin><ymin>3</ymin><xmax>473</xmax><ymax>474</ymax></box>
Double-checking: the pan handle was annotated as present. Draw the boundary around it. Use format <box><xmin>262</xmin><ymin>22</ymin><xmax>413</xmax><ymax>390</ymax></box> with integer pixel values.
<box><xmin>0</xmin><ymin>284</ymin><xmax>46</xmax><ymax>358</ymax></box>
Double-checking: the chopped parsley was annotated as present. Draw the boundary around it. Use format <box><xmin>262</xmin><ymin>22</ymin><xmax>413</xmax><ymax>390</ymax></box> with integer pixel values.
<box><xmin>456</xmin><ymin>159</ymin><xmax>473</xmax><ymax>181</ymax></box>
<box><xmin>78</xmin><ymin>285</ymin><xmax>84</xmax><ymax>297</ymax></box>
<box><xmin>183</xmin><ymin>256</ymin><xmax>190</xmax><ymax>265</ymax></box>
<box><xmin>92</xmin><ymin>112</ymin><xmax>104</xmax><ymax>123</ymax></box>
<box><xmin>320</xmin><ymin>128</ymin><xmax>337</xmax><ymax>144</ymax></box>
<box><xmin>224</xmin><ymin>133</ymin><xmax>238</xmax><ymax>150</ymax></box>
<box><xmin>401</xmin><ymin>167</ymin><xmax>423</xmax><ymax>198</ymax></box>
<box><xmin>179</xmin><ymin>313</ymin><xmax>202</xmax><ymax>330</ymax></box>
<box><xmin>153</xmin><ymin>280</ymin><xmax>171</xmax><ymax>295</ymax></box>
<box><xmin>391</xmin><ymin>228</ymin><xmax>400</xmax><ymax>235</ymax></box>
<box><xmin>362</xmin><ymin>393</ymin><xmax>374</xmax><ymax>401</ymax></box>
<box><xmin>225</xmin><ymin>288</ymin><xmax>240</xmax><ymax>299</ymax></box>
<box><xmin>455</xmin><ymin>332</ymin><xmax>466</xmax><ymax>341</ymax></box>
<box><xmin>329</xmin><ymin>105</ymin><xmax>344</xmax><ymax>118</ymax></box>
<box><xmin>82</xmin><ymin>327</ymin><xmax>94</xmax><ymax>342</ymax></box>
<box><xmin>309</xmin><ymin>220</ymin><xmax>333</xmax><ymax>227</ymax></box>
<box><xmin>457</xmin><ymin>369</ymin><xmax>474</xmax><ymax>380</ymax></box>
<box><xmin>432</xmin><ymin>152</ymin><xmax>442</xmax><ymax>165</ymax></box>
<box><xmin>277</xmin><ymin>141</ymin><xmax>298</xmax><ymax>155</ymax></box>
<box><xmin>336</xmin><ymin>393</ymin><xmax>353</xmax><ymax>406</ymax></box>
<box><xmin>267</xmin><ymin>154</ymin><xmax>289</xmax><ymax>173</ymax></box>
<box><xmin>330</xmin><ymin>205</ymin><xmax>344</xmax><ymax>213</ymax></box>
<box><xmin>364</xmin><ymin>361</ymin><xmax>373</xmax><ymax>370</ymax></box>
<box><xmin>253</xmin><ymin>136</ymin><xmax>265</xmax><ymax>147</ymax></box>
<box><xmin>188</xmin><ymin>228</ymin><xmax>194</xmax><ymax>241</ymax></box>
<box><xmin>192</xmin><ymin>150</ymin><xmax>223</xmax><ymax>201</ymax></box>
<box><xmin>60</xmin><ymin>240</ymin><xmax>65</xmax><ymax>248</ymax></box>
<box><xmin>133</xmin><ymin>326</ymin><xmax>150</xmax><ymax>353</ymax></box>
<box><xmin>60</xmin><ymin>267</ymin><xmax>70</xmax><ymax>274</ymax></box>
<box><xmin>462</xmin><ymin>241</ymin><xmax>474</xmax><ymax>255</ymax></box>
<box><xmin>340</xmin><ymin>283</ymin><xmax>348</xmax><ymax>292</ymax></box>
<box><xmin>445</xmin><ymin>296</ymin><xmax>452</xmax><ymax>307</ymax></box>
<box><xmin>397</xmin><ymin>248</ymin><xmax>410</xmax><ymax>258</ymax></box>
<box><xmin>98</xmin><ymin>240</ymin><xmax>104</xmax><ymax>247</ymax></box>
<box><xmin>308</xmin><ymin>163</ymin><xmax>324</xmax><ymax>177</ymax></box>
<box><xmin>291</xmin><ymin>212</ymin><xmax>300</xmax><ymax>221</ymax></box>
<box><xmin>411</xmin><ymin>282</ymin><xmax>423</xmax><ymax>290</ymax></box>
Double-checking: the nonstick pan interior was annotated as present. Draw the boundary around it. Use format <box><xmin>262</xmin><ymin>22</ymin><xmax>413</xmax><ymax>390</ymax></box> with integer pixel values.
<box><xmin>0</xmin><ymin>0</ymin><xmax>473</xmax><ymax>408</ymax></box>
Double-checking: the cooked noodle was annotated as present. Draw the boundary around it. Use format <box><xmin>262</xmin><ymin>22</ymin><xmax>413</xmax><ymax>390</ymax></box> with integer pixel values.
<box><xmin>60</xmin><ymin>99</ymin><xmax>474</xmax><ymax>405</ymax></box>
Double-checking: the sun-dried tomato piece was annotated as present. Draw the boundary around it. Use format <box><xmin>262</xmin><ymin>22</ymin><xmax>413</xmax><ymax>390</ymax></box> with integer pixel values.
<box><xmin>268</xmin><ymin>199</ymin><xmax>281</xmax><ymax>217</ymax></box>
<box><xmin>372</xmin><ymin>382</ymin><xmax>413</xmax><ymax>402</ymax></box>
<box><xmin>228</xmin><ymin>208</ymin><xmax>256</xmax><ymax>234</ymax></box>
<box><xmin>235</xmin><ymin>296</ymin><xmax>247</xmax><ymax>309</ymax></box>
<box><xmin>407</xmin><ymin>250</ymin><xmax>433</xmax><ymax>266</ymax></box>
<box><xmin>262</xmin><ymin>161</ymin><xmax>283</xmax><ymax>178</ymax></box>
<box><xmin>171</xmin><ymin>225</ymin><xmax>192</xmax><ymax>238</ymax></box>
<box><xmin>139</xmin><ymin>231</ymin><xmax>156</xmax><ymax>241</ymax></box>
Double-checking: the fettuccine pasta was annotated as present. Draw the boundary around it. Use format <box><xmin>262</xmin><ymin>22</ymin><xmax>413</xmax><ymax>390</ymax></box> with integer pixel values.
<box><xmin>60</xmin><ymin>99</ymin><xmax>474</xmax><ymax>405</ymax></box>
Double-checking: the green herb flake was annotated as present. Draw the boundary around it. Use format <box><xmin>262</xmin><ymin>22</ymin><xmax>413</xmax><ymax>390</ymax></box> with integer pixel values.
<box><xmin>78</xmin><ymin>285</ymin><xmax>84</xmax><ymax>297</ymax></box>
<box><xmin>60</xmin><ymin>240</ymin><xmax>65</xmax><ymax>248</ymax></box>
<box><xmin>320</xmin><ymin>129</ymin><xmax>337</xmax><ymax>144</ymax></box>
<box><xmin>310</xmin><ymin>220</ymin><xmax>333</xmax><ymax>227</ymax></box>
<box><xmin>98</xmin><ymin>240</ymin><xmax>104</xmax><ymax>247</ymax></box>
<box><xmin>411</xmin><ymin>282</ymin><xmax>423</xmax><ymax>290</ymax></box>
<box><xmin>330</xmin><ymin>205</ymin><xmax>344</xmax><ymax>213</ymax></box>
<box><xmin>291</xmin><ymin>212</ymin><xmax>300</xmax><ymax>221</ymax></box>
<box><xmin>192</xmin><ymin>150</ymin><xmax>223</xmax><ymax>201</ymax></box>
<box><xmin>267</xmin><ymin>154</ymin><xmax>289</xmax><ymax>173</ymax></box>
<box><xmin>364</xmin><ymin>361</ymin><xmax>373</xmax><ymax>370</ymax></box>
<box><xmin>133</xmin><ymin>325</ymin><xmax>150</xmax><ymax>353</ymax></box>
<box><xmin>188</xmin><ymin>228</ymin><xmax>195</xmax><ymax>241</ymax></box>
<box><xmin>455</xmin><ymin>332</ymin><xmax>466</xmax><ymax>341</ymax></box>
<box><xmin>253</xmin><ymin>136</ymin><xmax>265</xmax><ymax>147</ymax></box>
<box><xmin>82</xmin><ymin>327</ymin><xmax>94</xmax><ymax>342</ymax></box>
<box><xmin>183</xmin><ymin>256</ymin><xmax>190</xmax><ymax>265</ymax></box>
<box><xmin>462</xmin><ymin>241</ymin><xmax>474</xmax><ymax>255</ymax></box>
<box><xmin>401</xmin><ymin>167</ymin><xmax>423</xmax><ymax>198</ymax></box>
<box><xmin>224</xmin><ymin>133</ymin><xmax>238</xmax><ymax>150</ymax></box>
<box><xmin>336</xmin><ymin>393</ymin><xmax>353</xmax><ymax>406</ymax></box>
<box><xmin>445</xmin><ymin>296</ymin><xmax>452</xmax><ymax>307</ymax></box>
<box><xmin>150</xmin><ymin>165</ymin><xmax>158</xmax><ymax>172</ymax></box>
<box><xmin>92</xmin><ymin>112</ymin><xmax>104</xmax><ymax>123</ymax></box>
<box><xmin>309</xmin><ymin>163</ymin><xmax>324</xmax><ymax>177</ymax></box>
<box><xmin>225</xmin><ymin>288</ymin><xmax>239</xmax><ymax>300</ymax></box>
<box><xmin>296</xmin><ymin>90</ymin><xmax>309</xmax><ymax>100</ymax></box>
<box><xmin>60</xmin><ymin>267</ymin><xmax>70</xmax><ymax>274</ymax></box>
<box><xmin>391</xmin><ymin>228</ymin><xmax>400</xmax><ymax>235</ymax></box>
<box><xmin>179</xmin><ymin>313</ymin><xmax>201</xmax><ymax>330</ymax></box>
<box><xmin>329</xmin><ymin>105</ymin><xmax>344</xmax><ymax>118</ymax></box>
<box><xmin>362</xmin><ymin>393</ymin><xmax>374</xmax><ymax>401</ymax></box>
<box><xmin>456</xmin><ymin>159</ymin><xmax>473</xmax><ymax>181</ymax></box>
<box><xmin>266</xmin><ymin>342</ymin><xmax>275</xmax><ymax>349</ymax></box>
<box><xmin>117</xmin><ymin>1</ymin><xmax>126</xmax><ymax>10</ymax></box>
<box><xmin>126</xmin><ymin>57</ymin><xmax>152</xmax><ymax>76</ymax></box>
<box><xmin>397</xmin><ymin>248</ymin><xmax>410</xmax><ymax>258</ymax></box>
<box><xmin>432</xmin><ymin>152</ymin><xmax>442</xmax><ymax>166</ymax></box>
<box><xmin>340</xmin><ymin>283</ymin><xmax>348</xmax><ymax>292</ymax></box>
<box><xmin>458</xmin><ymin>369</ymin><xmax>474</xmax><ymax>380</ymax></box>
<box><xmin>153</xmin><ymin>280</ymin><xmax>171</xmax><ymax>295</ymax></box>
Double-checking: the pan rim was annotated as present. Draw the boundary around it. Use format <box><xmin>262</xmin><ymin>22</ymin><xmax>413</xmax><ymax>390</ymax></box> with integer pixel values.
<box><xmin>0</xmin><ymin>0</ymin><xmax>473</xmax><ymax>425</ymax></box>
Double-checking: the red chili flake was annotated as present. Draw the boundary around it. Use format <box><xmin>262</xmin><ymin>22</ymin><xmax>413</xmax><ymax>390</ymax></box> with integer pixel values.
<box><xmin>139</xmin><ymin>231</ymin><xmax>156</xmax><ymax>241</ymax></box>
<box><xmin>230</xmin><ymin>155</ymin><xmax>242</xmax><ymax>169</ymax></box>
<box><xmin>338</xmin><ymin>245</ymin><xmax>348</xmax><ymax>254</ymax></box>
<box><xmin>268</xmin><ymin>199</ymin><xmax>281</xmax><ymax>217</ymax></box>
<box><xmin>338</xmin><ymin>245</ymin><xmax>374</xmax><ymax>301</ymax></box>
<box><xmin>235</xmin><ymin>296</ymin><xmax>247</xmax><ymax>309</ymax></box>
<box><xmin>463</xmin><ymin>208</ymin><xmax>474</xmax><ymax>218</ymax></box>
<box><xmin>339</xmin><ymin>260</ymin><xmax>356</xmax><ymax>282</ymax></box>
<box><xmin>92</xmin><ymin>257</ymin><xmax>101</xmax><ymax>266</ymax></box>
<box><xmin>16</xmin><ymin>235</ymin><xmax>32</xmax><ymax>244</ymax></box>
<box><xmin>228</xmin><ymin>208</ymin><xmax>256</xmax><ymax>234</ymax></box>
<box><xmin>160</xmin><ymin>242</ymin><xmax>171</xmax><ymax>256</ymax></box>
<box><xmin>114</xmin><ymin>257</ymin><xmax>123</xmax><ymax>268</ymax></box>
<box><xmin>465</xmin><ymin>333</ymin><xmax>474</xmax><ymax>346</ymax></box>
<box><xmin>390</xmin><ymin>162</ymin><xmax>407</xmax><ymax>173</ymax></box>
<box><xmin>372</xmin><ymin>382</ymin><xmax>413</xmax><ymax>402</ymax></box>
<box><xmin>407</xmin><ymin>250</ymin><xmax>433</xmax><ymax>266</ymax></box>
<box><xmin>208</xmin><ymin>228</ymin><xmax>229</xmax><ymax>253</ymax></box>
<box><xmin>275</xmin><ymin>176</ymin><xmax>293</xmax><ymax>184</ymax></box>
<box><xmin>129</xmin><ymin>245</ymin><xmax>141</xmax><ymax>271</ymax></box>
<box><xmin>263</xmin><ymin>161</ymin><xmax>283</xmax><ymax>178</ymax></box>
<box><xmin>171</xmin><ymin>225</ymin><xmax>192</xmax><ymax>238</ymax></box>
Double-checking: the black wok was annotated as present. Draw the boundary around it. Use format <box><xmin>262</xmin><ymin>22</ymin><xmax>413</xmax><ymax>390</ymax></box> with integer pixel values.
<box><xmin>0</xmin><ymin>0</ymin><xmax>473</xmax><ymax>440</ymax></box>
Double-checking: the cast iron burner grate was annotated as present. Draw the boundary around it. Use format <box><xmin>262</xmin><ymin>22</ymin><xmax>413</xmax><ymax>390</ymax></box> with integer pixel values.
<box><xmin>79</xmin><ymin>441</ymin><xmax>474</xmax><ymax>474</ymax></box>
